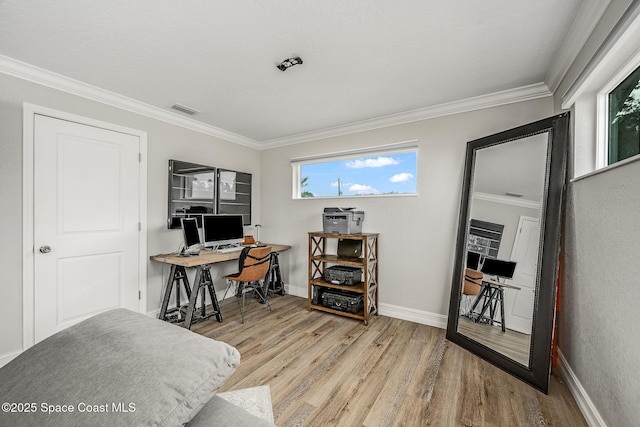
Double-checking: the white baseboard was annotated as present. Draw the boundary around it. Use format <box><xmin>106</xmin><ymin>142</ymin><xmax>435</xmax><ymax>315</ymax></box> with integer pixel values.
<box><xmin>557</xmin><ymin>349</ymin><xmax>607</xmax><ymax>427</ymax></box>
<box><xmin>378</xmin><ymin>303</ymin><xmax>448</xmax><ymax>329</ymax></box>
<box><xmin>0</xmin><ymin>350</ymin><xmax>22</xmax><ymax>368</ymax></box>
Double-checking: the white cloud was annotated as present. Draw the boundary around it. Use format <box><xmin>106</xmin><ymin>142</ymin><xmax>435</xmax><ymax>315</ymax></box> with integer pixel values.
<box><xmin>331</xmin><ymin>181</ymin><xmax>353</xmax><ymax>187</ymax></box>
<box><xmin>346</xmin><ymin>156</ymin><xmax>399</xmax><ymax>169</ymax></box>
<box><xmin>349</xmin><ymin>184</ymin><xmax>379</xmax><ymax>194</ymax></box>
<box><xmin>389</xmin><ymin>172</ymin><xmax>414</xmax><ymax>183</ymax></box>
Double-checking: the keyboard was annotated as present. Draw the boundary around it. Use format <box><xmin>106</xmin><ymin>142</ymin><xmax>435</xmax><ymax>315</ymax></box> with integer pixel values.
<box><xmin>216</xmin><ymin>246</ymin><xmax>243</xmax><ymax>253</ymax></box>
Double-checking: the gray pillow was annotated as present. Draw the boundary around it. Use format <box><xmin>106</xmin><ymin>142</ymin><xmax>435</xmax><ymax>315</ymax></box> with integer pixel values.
<box><xmin>0</xmin><ymin>308</ymin><xmax>240</xmax><ymax>426</ymax></box>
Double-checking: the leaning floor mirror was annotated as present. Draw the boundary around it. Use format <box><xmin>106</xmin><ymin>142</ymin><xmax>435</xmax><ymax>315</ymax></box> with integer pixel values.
<box><xmin>446</xmin><ymin>113</ymin><xmax>569</xmax><ymax>393</ymax></box>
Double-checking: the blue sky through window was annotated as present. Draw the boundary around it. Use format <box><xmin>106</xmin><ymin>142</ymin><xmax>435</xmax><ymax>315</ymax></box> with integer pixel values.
<box><xmin>300</xmin><ymin>152</ymin><xmax>417</xmax><ymax>197</ymax></box>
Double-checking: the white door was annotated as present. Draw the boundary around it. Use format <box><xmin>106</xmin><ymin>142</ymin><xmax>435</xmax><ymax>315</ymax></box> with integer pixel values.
<box><xmin>504</xmin><ymin>215</ymin><xmax>540</xmax><ymax>335</ymax></box>
<box><xmin>33</xmin><ymin>114</ymin><xmax>141</xmax><ymax>343</ymax></box>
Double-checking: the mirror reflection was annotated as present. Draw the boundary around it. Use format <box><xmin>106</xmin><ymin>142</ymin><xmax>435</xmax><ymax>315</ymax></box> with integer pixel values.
<box><xmin>456</xmin><ymin>133</ymin><xmax>549</xmax><ymax>367</ymax></box>
<box><xmin>168</xmin><ymin>160</ymin><xmax>216</xmax><ymax>229</ymax></box>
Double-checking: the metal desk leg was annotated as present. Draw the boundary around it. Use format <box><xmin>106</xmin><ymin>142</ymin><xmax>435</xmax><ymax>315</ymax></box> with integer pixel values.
<box><xmin>267</xmin><ymin>252</ymin><xmax>285</xmax><ymax>296</ymax></box>
<box><xmin>469</xmin><ymin>284</ymin><xmax>490</xmax><ymax>320</ymax></box>
<box><xmin>184</xmin><ymin>266</ymin><xmax>224</xmax><ymax>329</ymax></box>
<box><xmin>159</xmin><ymin>265</ymin><xmax>191</xmax><ymax>323</ymax></box>
<box><xmin>498</xmin><ymin>287</ymin><xmax>505</xmax><ymax>332</ymax></box>
<box><xmin>159</xmin><ymin>265</ymin><xmax>176</xmax><ymax>321</ymax></box>
<box><xmin>183</xmin><ymin>267</ymin><xmax>202</xmax><ymax>329</ymax></box>
<box><xmin>203</xmin><ymin>267</ymin><xmax>223</xmax><ymax>322</ymax></box>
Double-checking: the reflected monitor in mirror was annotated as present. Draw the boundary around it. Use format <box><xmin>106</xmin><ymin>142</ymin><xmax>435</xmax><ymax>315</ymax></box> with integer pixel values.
<box><xmin>480</xmin><ymin>258</ymin><xmax>516</xmax><ymax>280</ymax></box>
<box><xmin>466</xmin><ymin>251</ymin><xmax>481</xmax><ymax>270</ymax></box>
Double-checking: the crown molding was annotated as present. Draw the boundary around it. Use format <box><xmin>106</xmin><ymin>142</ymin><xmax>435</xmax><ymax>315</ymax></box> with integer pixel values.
<box><xmin>562</xmin><ymin>1</ymin><xmax>640</xmax><ymax>109</ymax></box>
<box><xmin>0</xmin><ymin>55</ymin><xmax>261</xmax><ymax>149</ymax></box>
<box><xmin>1</xmin><ymin>54</ymin><xmax>552</xmax><ymax>151</ymax></box>
<box><xmin>259</xmin><ymin>83</ymin><xmax>552</xmax><ymax>149</ymax></box>
<box><xmin>545</xmin><ymin>0</ymin><xmax>611</xmax><ymax>94</ymax></box>
<box><xmin>473</xmin><ymin>192</ymin><xmax>541</xmax><ymax>210</ymax></box>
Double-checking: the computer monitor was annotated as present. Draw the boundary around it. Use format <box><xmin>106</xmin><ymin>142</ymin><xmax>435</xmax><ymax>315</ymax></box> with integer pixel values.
<box><xmin>480</xmin><ymin>258</ymin><xmax>517</xmax><ymax>280</ymax></box>
<box><xmin>203</xmin><ymin>215</ymin><xmax>244</xmax><ymax>248</ymax></box>
<box><xmin>466</xmin><ymin>251</ymin><xmax>481</xmax><ymax>270</ymax></box>
<box><xmin>181</xmin><ymin>217</ymin><xmax>201</xmax><ymax>255</ymax></box>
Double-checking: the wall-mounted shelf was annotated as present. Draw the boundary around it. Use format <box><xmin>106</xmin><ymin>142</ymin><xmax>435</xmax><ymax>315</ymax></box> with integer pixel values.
<box><xmin>216</xmin><ymin>169</ymin><xmax>252</xmax><ymax>225</ymax></box>
<box><xmin>168</xmin><ymin>160</ymin><xmax>252</xmax><ymax>229</ymax></box>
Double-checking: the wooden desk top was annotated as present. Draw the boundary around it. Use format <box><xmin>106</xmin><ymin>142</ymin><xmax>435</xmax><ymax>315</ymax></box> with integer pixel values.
<box><xmin>482</xmin><ymin>278</ymin><xmax>521</xmax><ymax>290</ymax></box>
<box><xmin>150</xmin><ymin>244</ymin><xmax>291</xmax><ymax>268</ymax></box>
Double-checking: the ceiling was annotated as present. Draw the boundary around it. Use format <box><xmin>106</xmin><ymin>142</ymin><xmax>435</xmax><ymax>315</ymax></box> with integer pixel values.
<box><xmin>473</xmin><ymin>132</ymin><xmax>549</xmax><ymax>203</ymax></box>
<box><xmin>0</xmin><ymin>1</ymin><xmax>598</xmax><ymax>147</ymax></box>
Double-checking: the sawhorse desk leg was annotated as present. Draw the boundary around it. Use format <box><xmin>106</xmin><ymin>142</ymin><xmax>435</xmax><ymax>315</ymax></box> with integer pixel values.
<box><xmin>469</xmin><ymin>283</ymin><xmax>506</xmax><ymax>332</ymax></box>
<box><xmin>267</xmin><ymin>252</ymin><xmax>285</xmax><ymax>296</ymax></box>
<box><xmin>184</xmin><ymin>265</ymin><xmax>223</xmax><ymax>329</ymax></box>
<box><xmin>159</xmin><ymin>265</ymin><xmax>192</xmax><ymax>323</ymax></box>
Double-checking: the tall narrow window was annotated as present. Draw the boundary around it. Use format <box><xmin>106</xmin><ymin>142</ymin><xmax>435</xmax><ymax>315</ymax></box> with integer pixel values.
<box><xmin>608</xmin><ymin>64</ymin><xmax>640</xmax><ymax>164</ymax></box>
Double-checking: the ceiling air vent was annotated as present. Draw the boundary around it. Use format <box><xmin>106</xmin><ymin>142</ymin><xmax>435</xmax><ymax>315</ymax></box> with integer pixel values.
<box><xmin>171</xmin><ymin>103</ymin><xmax>201</xmax><ymax>116</ymax></box>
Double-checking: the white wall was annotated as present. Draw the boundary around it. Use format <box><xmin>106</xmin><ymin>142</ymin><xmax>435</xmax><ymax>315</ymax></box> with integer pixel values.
<box><xmin>260</xmin><ymin>98</ymin><xmax>554</xmax><ymax>321</ymax></box>
<box><xmin>554</xmin><ymin>1</ymin><xmax>640</xmax><ymax>425</ymax></box>
<box><xmin>0</xmin><ymin>73</ymin><xmax>261</xmax><ymax>362</ymax></box>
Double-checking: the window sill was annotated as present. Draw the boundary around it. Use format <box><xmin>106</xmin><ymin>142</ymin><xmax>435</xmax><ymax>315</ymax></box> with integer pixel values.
<box><xmin>571</xmin><ymin>153</ymin><xmax>640</xmax><ymax>183</ymax></box>
<box><xmin>293</xmin><ymin>193</ymin><xmax>418</xmax><ymax>201</ymax></box>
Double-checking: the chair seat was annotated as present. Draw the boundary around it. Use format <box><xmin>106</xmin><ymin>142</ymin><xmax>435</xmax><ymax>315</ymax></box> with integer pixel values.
<box><xmin>223</xmin><ymin>272</ymin><xmax>242</xmax><ymax>280</ymax></box>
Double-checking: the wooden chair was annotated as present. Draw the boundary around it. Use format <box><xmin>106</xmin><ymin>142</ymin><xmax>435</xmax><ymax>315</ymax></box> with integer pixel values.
<box><xmin>222</xmin><ymin>246</ymin><xmax>272</xmax><ymax>323</ymax></box>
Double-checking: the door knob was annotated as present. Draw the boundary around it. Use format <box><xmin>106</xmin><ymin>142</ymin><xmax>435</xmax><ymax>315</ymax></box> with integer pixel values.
<box><xmin>39</xmin><ymin>245</ymin><xmax>52</xmax><ymax>253</ymax></box>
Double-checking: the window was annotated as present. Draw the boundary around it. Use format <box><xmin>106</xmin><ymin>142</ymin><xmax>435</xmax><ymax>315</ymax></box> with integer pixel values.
<box><xmin>561</xmin><ymin>4</ymin><xmax>640</xmax><ymax>179</ymax></box>
<box><xmin>291</xmin><ymin>143</ymin><xmax>418</xmax><ymax>199</ymax></box>
<box><xmin>607</xmin><ymin>64</ymin><xmax>640</xmax><ymax>165</ymax></box>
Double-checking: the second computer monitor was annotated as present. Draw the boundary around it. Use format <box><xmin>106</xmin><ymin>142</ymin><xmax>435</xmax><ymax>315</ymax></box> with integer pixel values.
<box><xmin>203</xmin><ymin>214</ymin><xmax>244</xmax><ymax>248</ymax></box>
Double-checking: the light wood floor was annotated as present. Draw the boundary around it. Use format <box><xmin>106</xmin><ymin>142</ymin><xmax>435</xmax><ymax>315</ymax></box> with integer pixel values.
<box><xmin>191</xmin><ymin>295</ymin><xmax>587</xmax><ymax>427</ymax></box>
<box><xmin>457</xmin><ymin>316</ymin><xmax>531</xmax><ymax>366</ymax></box>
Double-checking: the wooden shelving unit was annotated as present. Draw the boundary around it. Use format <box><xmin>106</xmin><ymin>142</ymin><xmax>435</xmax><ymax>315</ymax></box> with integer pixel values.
<box><xmin>308</xmin><ymin>232</ymin><xmax>379</xmax><ymax>325</ymax></box>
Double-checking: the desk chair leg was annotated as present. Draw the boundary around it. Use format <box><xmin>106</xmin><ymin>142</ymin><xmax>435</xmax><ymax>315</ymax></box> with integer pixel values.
<box><xmin>221</xmin><ymin>280</ymin><xmax>237</xmax><ymax>305</ymax></box>
<box><xmin>221</xmin><ymin>280</ymin><xmax>246</xmax><ymax>322</ymax></box>
<box><xmin>240</xmin><ymin>281</ymin><xmax>255</xmax><ymax>324</ymax></box>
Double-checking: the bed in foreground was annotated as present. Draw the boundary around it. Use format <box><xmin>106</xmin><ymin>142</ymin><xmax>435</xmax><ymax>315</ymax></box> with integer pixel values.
<box><xmin>0</xmin><ymin>308</ymin><xmax>272</xmax><ymax>426</ymax></box>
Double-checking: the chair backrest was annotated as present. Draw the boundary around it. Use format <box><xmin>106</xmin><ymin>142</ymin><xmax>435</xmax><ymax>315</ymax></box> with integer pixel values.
<box><xmin>463</xmin><ymin>268</ymin><xmax>483</xmax><ymax>295</ymax></box>
<box><xmin>233</xmin><ymin>246</ymin><xmax>272</xmax><ymax>282</ymax></box>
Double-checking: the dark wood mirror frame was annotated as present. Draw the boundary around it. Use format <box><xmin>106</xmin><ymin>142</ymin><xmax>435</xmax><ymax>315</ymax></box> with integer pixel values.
<box><xmin>446</xmin><ymin>112</ymin><xmax>570</xmax><ymax>393</ymax></box>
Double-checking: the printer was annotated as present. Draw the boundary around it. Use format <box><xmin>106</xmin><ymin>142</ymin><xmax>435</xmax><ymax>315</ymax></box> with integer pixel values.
<box><xmin>322</xmin><ymin>207</ymin><xmax>365</xmax><ymax>234</ymax></box>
